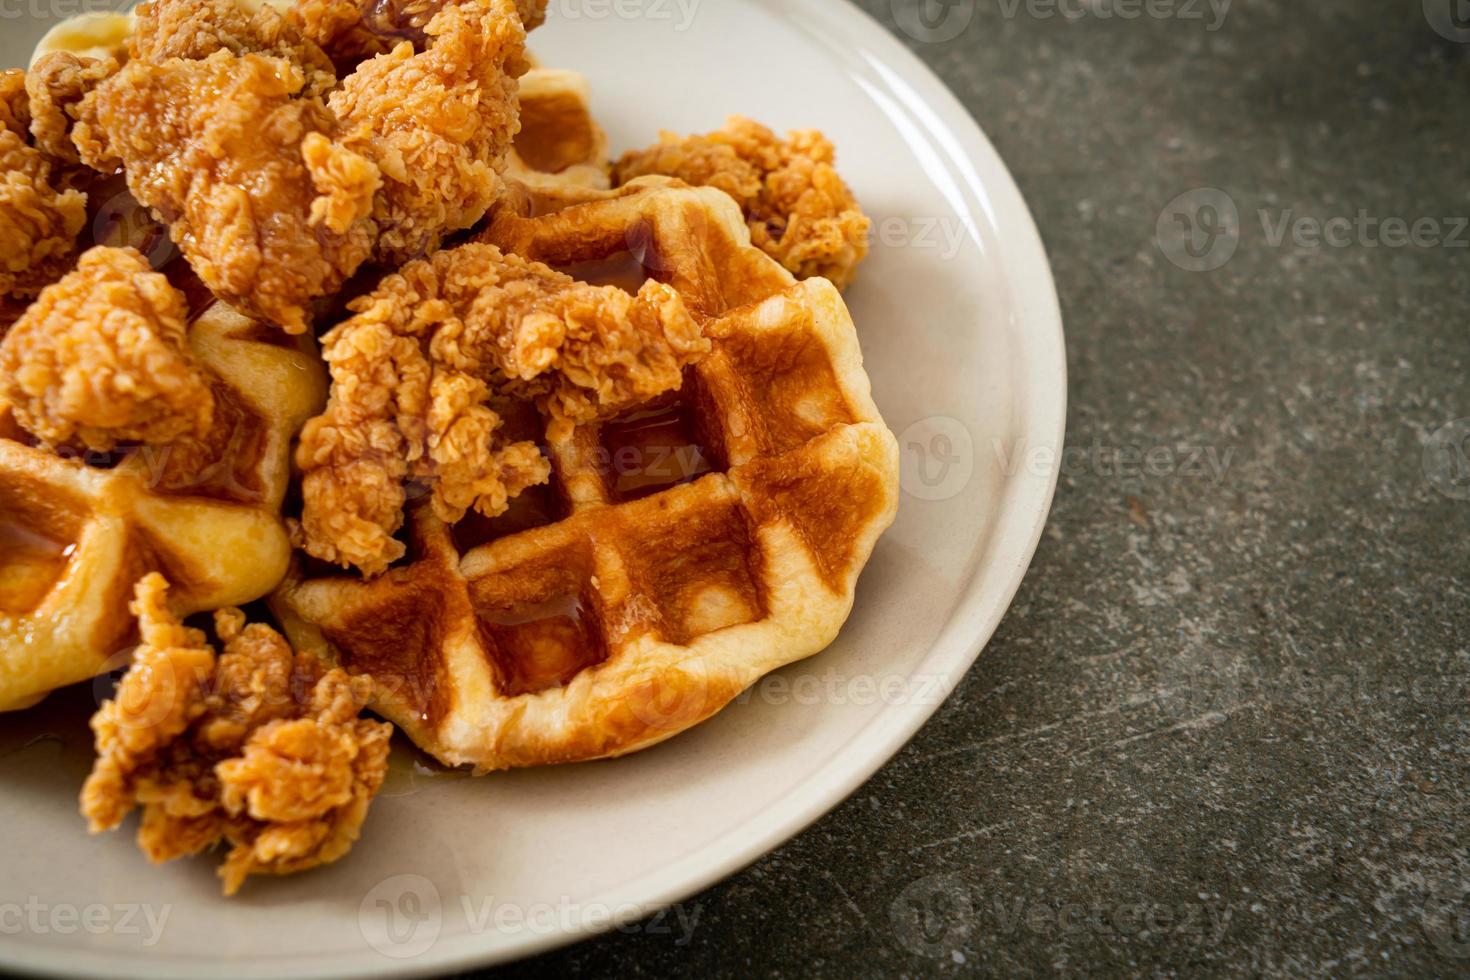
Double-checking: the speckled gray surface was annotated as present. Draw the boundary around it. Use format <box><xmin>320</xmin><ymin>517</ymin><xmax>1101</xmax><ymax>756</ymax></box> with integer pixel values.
<box><xmin>482</xmin><ymin>1</ymin><xmax>1470</xmax><ymax>976</ymax></box>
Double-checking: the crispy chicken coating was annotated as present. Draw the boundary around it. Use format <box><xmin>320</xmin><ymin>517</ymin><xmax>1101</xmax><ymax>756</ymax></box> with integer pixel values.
<box><xmin>77</xmin><ymin>50</ymin><xmax>381</xmax><ymax>333</ymax></box>
<box><xmin>0</xmin><ymin>247</ymin><xmax>214</xmax><ymax>451</ymax></box>
<box><xmin>0</xmin><ymin>69</ymin><xmax>30</xmax><ymax>141</ymax></box>
<box><xmin>131</xmin><ymin>0</ymin><xmax>338</xmax><ymax>97</ymax></box>
<box><xmin>26</xmin><ymin>52</ymin><xmax>121</xmax><ymax>166</ymax></box>
<box><xmin>329</xmin><ymin>0</ymin><xmax>526</xmax><ymax>265</ymax></box>
<box><xmin>517</xmin><ymin>0</ymin><xmax>549</xmax><ymax>30</ymax></box>
<box><xmin>81</xmin><ymin>573</ymin><xmax>393</xmax><ymax>896</ymax></box>
<box><xmin>614</xmin><ymin>116</ymin><xmax>872</xmax><ymax>289</ymax></box>
<box><xmin>292</xmin><ymin>0</ymin><xmax>546</xmax><ymax>68</ymax></box>
<box><xmin>295</xmin><ymin>242</ymin><xmax>707</xmax><ymax>575</ymax></box>
<box><xmin>0</xmin><ymin>130</ymin><xmax>87</xmax><ymax>300</ymax></box>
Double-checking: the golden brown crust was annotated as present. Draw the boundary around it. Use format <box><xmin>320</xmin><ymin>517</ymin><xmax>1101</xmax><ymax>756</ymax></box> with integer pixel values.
<box><xmin>132</xmin><ymin>0</ymin><xmax>337</xmax><ymax>96</ymax></box>
<box><xmin>294</xmin><ymin>241</ymin><xmax>705</xmax><ymax>576</ymax></box>
<box><xmin>0</xmin><ymin>69</ymin><xmax>31</xmax><ymax>141</ymax></box>
<box><xmin>292</xmin><ymin>0</ymin><xmax>546</xmax><ymax>69</ymax></box>
<box><xmin>0</xmin><ymin>130</ymin><xmax>87</xmax><ymax>301</ymax></box>
<box><xmin>26</xmin><ymin>51</ymin><xmax>120</xmax><ymax>166</ymax></box>
<box><xmin>328</xmin><ymin>0</ymin><xmax>526</xmax><ymax>265</ymax></box>
<box><xmin>81</xmin><ymin>573</ymin><xmax>392</xmax><ymax>896</ymax></box>
<box><xmin>79</xmin><ymin>51</ymin><xmax>380</xmax><ymax>333</ymax></box>
<box><xmin>0</xmin><ymin>246</ymin><xmax>215</xmax><ymax>452</ymax></box>
<box><xmin>615</xmin><ymin>116</ymin><xmax>872</xmax><ymax>289</ymax></box>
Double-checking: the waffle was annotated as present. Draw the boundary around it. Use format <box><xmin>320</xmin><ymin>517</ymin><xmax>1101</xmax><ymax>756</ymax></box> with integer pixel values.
<box><xmin>29</xmin><ymin>12</ymin><xmax>134</xmax><ymax>67</ymax></box>
<box><xmin>0</xmin><ymin>300</ymin><xmax>326</xmax><ymax>711</ymax></box>
<box><xmin>505</xmin><ymin>67</ymin><xmax>613</xmax><ymax>212</ymax></box>
<box><xmin>275</xmin><ymin>177</ymin><xmax>899</xmax><ymax>770</ymax></box>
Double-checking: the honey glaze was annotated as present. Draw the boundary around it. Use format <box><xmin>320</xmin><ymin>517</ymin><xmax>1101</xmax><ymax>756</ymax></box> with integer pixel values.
<box><xmin>477</xmin><ymin>591</ymin><xmax>608</xmax><ymax>697</ymax></box>
<box><xmin>0</xmin><ymin>521</ymin><xmax>75</xmax><ymax>615</ymax></box>
<box><xmin>450</xmin><ymin>477</ymin><xmax>564</xmax><ymax>553</ymax></box>
<box><xmin>554</xmin><ymin>251</ymin><xmax>652</xmax><ymax>295</ymax></box>
<box><xmin>598</xmin><ymin>393</ymin><xmax>714</xmax><ymax>501</ymax></box>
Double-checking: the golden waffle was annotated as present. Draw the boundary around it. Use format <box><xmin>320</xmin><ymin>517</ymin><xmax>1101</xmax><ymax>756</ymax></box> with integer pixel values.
<box><xmin>275</xmin><ymin>177</ymin><xmax>899</xmax><ymax>770</ymax></box>
<box><xmin>506</xmin><ymin>67</ymin><xmax>613</xmax><ymax>213</ymax></box>
<box><xmin>0</xmin><ymin>301</ymin><xmax>326</xmax><ymax>711</ymax></box>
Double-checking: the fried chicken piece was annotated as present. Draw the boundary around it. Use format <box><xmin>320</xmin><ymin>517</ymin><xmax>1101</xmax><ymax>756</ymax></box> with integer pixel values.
<box><xmin>26</xmin><ymin>52</ymin><xmax>121</xmax><ymax>166</ymax></box>
<box><xmin>79</xmin><ymin>574</ymin><xmax>215</xmax><ymax>835</ymax></box>
<box><xmin>0</xmin><ymin>69</ymin><xmax>30</xmax><ymax>140</ymax></box>
<box><xmin>0</xmin><ymin>246</ymin><xmax>210</xmax><ymax>450</ymax></box>
<box><xmin>295</xmin><ymin>242</ymin><xmax>707</xmax><ymax>575</ymax></box>
<box><xmin>293</xmin><ymin>0</ymin><xmax>546</xmax><ymax>69</ymax></box>
<box><xmin>81</xmin><ymin>573</ymin><xmax>393</xmax><ymax>897</ymax></box>
<box><xmin>614</xmin><ymin>116</ymin><xmax>872</xmax><ymax>289</ymax></box>
<box><xmin>0</xmin><ymin>246</ymin><xmax>213</xmax><ymax>451</ymax></box>
<box><xmin>131</xmin><ymin>0</ymin><xmax>337</xmax><ymax>97</ymax></box>
<box><xmin>517</xmin><ymin>0</ymin><xmax>549</xmax><ymax>30</ymax></box>
<box><xmin>291</xmin><ymin>0</ymin><xmax>437</xmax><ymax>67</ymax></box>
<box><xmin>329</xmin><ymin>0</ymin><xmax>525</xmax><ymax>265</ymax></box>
<box><xmin>78</xmin><ymin>51</ymin><xmax>381</xmax><ymax>333</ymax></box>
<box><xmin>0</xmin><ymin>130</ymin><xmax>87</xmax><ymax>300</ymax></box>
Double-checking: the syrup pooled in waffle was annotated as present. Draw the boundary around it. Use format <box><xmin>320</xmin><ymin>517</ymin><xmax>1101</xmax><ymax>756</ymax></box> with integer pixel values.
<box><xmin>276</xmin><ymin>177</ymin><xmax>899</xmax><ymax>770</ymax></box>
<box><xmin>0</xmin><ymin>298</ymin><xmax>326</xmax><ymax>711</ymax></box>
<box><xmin>506</xmin><ymin>66</ymin><xmax>613</xmax><ymax>212</ymax></box>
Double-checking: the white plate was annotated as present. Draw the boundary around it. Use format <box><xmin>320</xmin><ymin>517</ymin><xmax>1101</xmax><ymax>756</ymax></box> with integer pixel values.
<box><xmin>0</xmin><ymin>1</ymin><xmax>1065</xmax><ymax>976</ymax></box>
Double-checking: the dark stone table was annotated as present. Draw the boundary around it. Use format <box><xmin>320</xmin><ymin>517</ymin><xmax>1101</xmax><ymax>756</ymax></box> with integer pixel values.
<box><xmin>490</xmin><ymin>1</ymin><xmax>1469</xmax><ymax>975</ymax></box>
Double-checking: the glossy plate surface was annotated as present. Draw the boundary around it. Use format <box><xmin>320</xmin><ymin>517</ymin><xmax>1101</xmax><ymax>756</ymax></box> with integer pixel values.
<box><xmin>0</xmin><ymin>1</ymin><xmax>1065</xmax><ymax>975</ymax></box>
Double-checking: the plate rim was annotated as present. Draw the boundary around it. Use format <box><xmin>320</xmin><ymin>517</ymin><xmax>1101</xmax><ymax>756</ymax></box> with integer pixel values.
<box><xmin>1</xmin><ymin>0</ymin><xmax>1066</xmax><ymax>975</ymax></box>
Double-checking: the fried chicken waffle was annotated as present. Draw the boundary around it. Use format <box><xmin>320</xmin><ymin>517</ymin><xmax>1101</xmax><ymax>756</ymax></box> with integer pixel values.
<box><xmin>0</xmin><ymin>300</ymin><xmax>326</xmax><ymax>711</ymax></box>
<box><xmin>506</xmin><ymin>66</ymin><xmax>612</xmax><ymax>212</ymax></box>
<box><xmin>275</xmin><ymin>178</ymin><xmax>898</xmax><ymax>770</ymax></box>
